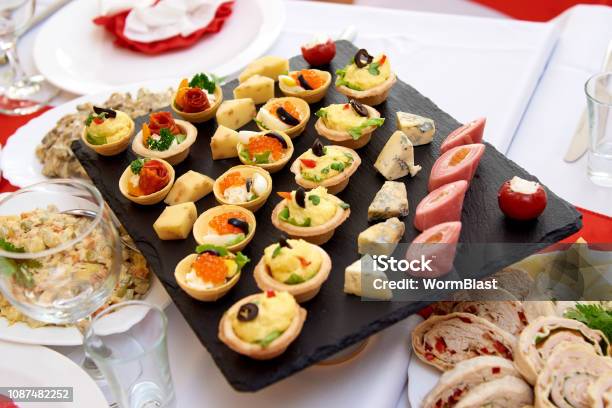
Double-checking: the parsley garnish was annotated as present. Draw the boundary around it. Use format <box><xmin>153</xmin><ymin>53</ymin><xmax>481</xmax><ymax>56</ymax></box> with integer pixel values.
<box><xmin>189</xmin><ymin>72</ymin><xmax>217</xmax><ymax>94</ymax></box>
<box><xmin>147</xmin><ymin>128</ymin><xmax>175</xmax><ymax>151</ymax></box>
<box><xmin>565</xmin><ymin>303</ymin><xmax>612</xmax><ymax>343</ymax></box>
<box><xmin>130</xmin><ymin>158</ymin><xmax>145</xmax><ymax>174</ymax></box>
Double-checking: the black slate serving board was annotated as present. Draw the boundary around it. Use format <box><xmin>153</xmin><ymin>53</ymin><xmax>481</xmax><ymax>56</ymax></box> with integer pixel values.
<box><xmin>73</xmin><ymin>41</ymin><xmax>581</xmax><ymax>391</ymax></box>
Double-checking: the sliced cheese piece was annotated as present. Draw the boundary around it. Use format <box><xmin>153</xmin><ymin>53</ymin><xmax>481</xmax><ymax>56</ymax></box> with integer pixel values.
<box><xmin>374</xmin><ymin>130</ymin><xmax>422</xmax><ymax>180</ymax></box>
<box><xmin>216</xmin><ymin>98</ymin><xmax>256</xmax><ymax>130</ymax></box>
<box><xmin>344</xmin><ymin>255</ymin><xmax>393</xmax><ymax>300</ymax></box>
<box><xmin>396</xmin><ymin>112</ymin><xmax>435</xmax><ymax>146</ymax></box>
<box><xmin>233</xmin><ymin>75</ymin><xmax>275</xmax><ymax>105</ymax></box>
<box><xmin>210</xmin><ymin>125</ymin><xmax>239</xmax><ymax>160</ymax></box>
<box><xmin>368</xmin><ymin>181</ymin><xmax>409</xmax><ymax>221</ymax></box>
<box><xmin>358</xmin><ymin>217</ymin><xmax>405</xmax><ymax>256</ymax></box>
<box><xmin>238</xmin><ymin>56</ymin><xmax>289</xmax><ymax>83</ymax></box>
<box><xmin>153</xmin><ymin>202</ymin><xmax>197</xmax><ymax>240</ymax></box>
<box><xmin>164</xmin><ymin>170</ymin><xmax>214</xmax><ymax>205</ymax></box>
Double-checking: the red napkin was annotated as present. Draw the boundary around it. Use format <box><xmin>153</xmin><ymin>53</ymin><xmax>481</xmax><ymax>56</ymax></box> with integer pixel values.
<box><xmin>93</xmin><ymin>1</ymin><xmax>234</xmax><ymax>55</ymax></box>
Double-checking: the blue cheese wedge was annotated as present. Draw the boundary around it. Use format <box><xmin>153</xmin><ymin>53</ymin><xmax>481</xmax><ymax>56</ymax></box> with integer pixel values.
<box><xmin>374</xmin><ymin>130</ymin><xmax>422</xmax><ymax>180</ymax></box>
<box><xmin>344</xmin><ymin>255</ymin><xmax>393</xmax><ymax>300</ymax></box>
<box><xmin>368</xmin><ymin>181</ymin><xmax>409</xmax><ymax>221</ymax></box>
<box><xmin>358</xmin><ymin>217</ymin><xmax>405</xmax><ymax>256</ymax></box>
<box><xmin>396</xmin><ymin>111</ymin><xmax>435</xmax><ymax>146</ymax></box>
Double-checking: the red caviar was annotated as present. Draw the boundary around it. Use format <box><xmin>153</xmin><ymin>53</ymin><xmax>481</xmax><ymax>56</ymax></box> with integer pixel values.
<box><xmin>247</xmin><ymin>135</ymin><xmax>283</xmax><ymax>160</ymax></box>
<box><xmin>193</xmin><ymin>252</ymin><xmax>227</xmax><ymax>284</ymax></box>
<box><xmin>209</xmin><ymin>212</ymin><xmax>247</xmax><ymax>234</ymax></box>
<box><xmin>219</xmin><ymin>172</ymin><xmax>245</xmax><ymax>193</ymax></box>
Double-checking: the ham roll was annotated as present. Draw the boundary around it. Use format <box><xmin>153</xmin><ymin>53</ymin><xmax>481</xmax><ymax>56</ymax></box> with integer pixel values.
<box><xmin>455</xmin><ymin>376</ymin><xmax>534</xmax><ymax>408</ymax></box>
<box><xmin>515</xmin><ymin>316</ymin><xmax>610</xmax><ymax>385</ymax></box>
<box><xmin>535</xmin><ymin>343</ymin><xmax>612</xmax><ymax>408</ymax></box>
<box><xmin>588</xmin><ymin>375</ymin><xmax>612</xmax><ymax>408</ymax></box>
<box><xmin>452</xmin><ymin>299</ymin><xmax>529</xmax><ymax>337</ymax></box>
<box><xmin>412</xmin><ymin>312</ymin><xmax>516</xmax><ymax>371</ymax></box>
<box><xmin>422</xmin><ymin>356</ymin><xmax>522</xmax><ymax>408</ymax></box>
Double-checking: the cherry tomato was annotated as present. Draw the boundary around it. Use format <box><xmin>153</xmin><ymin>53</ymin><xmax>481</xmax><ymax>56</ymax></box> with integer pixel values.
<box><xmin>498</xmin><ymin>176</ymin><xmax>547</xmax><ymax>220</ymax></box>
<box><xmin>301</xmin><ymin>38</ymin><xmax>336</xmax><ymax>66</ymax></box>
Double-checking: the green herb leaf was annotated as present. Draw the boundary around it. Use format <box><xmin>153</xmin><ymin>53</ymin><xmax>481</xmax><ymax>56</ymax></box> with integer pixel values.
<box><xmin>315</xmin><ymin>108</ymin><xmax>328</xmax><ymax>118</ymax></box>
<box><xmin>285</xmin><ymin>273</ymin><xmax>305</xmax><ymax>285</ymax></box>
<box><xmin>272</xmin><ymin>244</ymin><xmax>282</xmax><ymax>258</ymax></box>
<box><xmin>255</xmin><ymin>330</ymin><xmax>282</xmax><ymax>348</ymax></box>
<box><xmin>189</xmin><ymin>72</ymin><xmax>216</xmax><ymax>94</ymax></box>
<box><xmin>368</xmin><ymin>62</ymin><xmax>381</xmax><ymax>76</ymax></box>
<box><xmin>234</xmin><ymin>252</ymin><xmax>250</xmax><ymax>271</ymax></box>
<box><xmin>195</xmin><ymin>244</ymin><xmax>229</xmax><ymax>256</ymax></box>
<box><xmin>308</xmin><ymin>194</ymin><xmax>320</xmax><ymax>205</ymax></box>
<box><xmin>130</xmin><ymin>158</ymin><xmax>144</xmax><ymax>175</ymax></box>
<box><xmin>565</xmin><ymin>303</ymin><xmax>612</xmax><ymax>344</ymax></box>
<box><xmin>0</xmin><ymin>238</ymin><xmax>24</xmax><ymax>253</ymax></box>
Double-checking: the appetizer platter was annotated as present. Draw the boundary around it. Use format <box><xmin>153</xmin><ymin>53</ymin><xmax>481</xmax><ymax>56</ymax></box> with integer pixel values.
<box><xmin>71</xmin><ymin>41</ymin><xmax>581</xmax><ymax>391</ymax></box>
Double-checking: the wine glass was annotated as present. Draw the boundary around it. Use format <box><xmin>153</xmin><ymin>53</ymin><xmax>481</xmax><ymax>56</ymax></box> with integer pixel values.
<box><xmin>0</xmin><ymin>0</ymin><xmax>57</xmax><ymax>115</ymax></box>
<box><xmin>0</xmin><ymin>179</ymin><xmax>121</xmax><ymax>386</ymax></box>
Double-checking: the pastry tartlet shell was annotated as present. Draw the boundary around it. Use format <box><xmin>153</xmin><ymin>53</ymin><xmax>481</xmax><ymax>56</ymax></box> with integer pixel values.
<box><xmin>290</xmin><ymin>146</ymin><xmax>361</xmax><ymax>194</ymax></box>
<box><xmin>192</xmin><ymin>204</ymin><xmax>256</xmax><ymax>252</ymax></box>
<box><xmin>118</xmin><ymin>158</ymin><xmax>175</xmax><ymax>205</ymax></box>
<box><xmin>256</xmin><ymin>97</ymin><xmax>311</xmax><ymax>138</ymax></box>
<box><xmin>213</xmin><ymin>165</ymin><xmax>273</xmax><ymax>212</ymax></box>
<box><xmin>253</xmin><ymin>245</ymin><xmax>332</xmax><ymax>302</ymax></box>
<box><xmin>80</xmin><ymin>111</ymin><xmax>135</xmax><ymax>156</ymax></box>
<box><xmin>131</xmin><ymin>119</ymin><xmax>197</xmax><ymax>165</ymax></box>
<box><xmin>279</xmin><ymin>70</ymin><xmax>332</xmax><ymax>104</ymax></box>
<box><xmin>271</xmin><ymin>201</ymin><xmax>350</xmax><ymax>245</ymax></box>
<box><xmin>335</xmin><ymin>72</ymin><xmax>397</xmax><ymax>106</ymax></box>
<box><xmin>175</xmin><ymin>253</ymin><xmax>240</xmax><ymax>301</ymax></box>
<box><xmin>218</xmin><ymin>293</ymin><xmax>307</xmax><ymax>359</ymax></box>
<box><xmin>314</xmin><ymin>105</ymin><xmax>381</xmax><ymax>149</ymax></box>
<box><xmin>171</xmin><ymin>84</ymin><xmax>224</xmax><ymax>124</ymax></box>
<box><xmin>236</xmin><ymin>131</ymin><xmax>294</xmax><ymax>174</ymax></box>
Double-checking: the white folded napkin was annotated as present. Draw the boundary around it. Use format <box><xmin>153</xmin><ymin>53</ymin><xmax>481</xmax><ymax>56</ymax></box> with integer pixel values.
<box><xmin>123</xmin><ymin>0</ymin><xmax>226</xmax><ymax>42</ymax></box>
<box><xmin>98</xmin><ymin>0</ymin><xmax>155</xmax><ymax>17</ymax></box>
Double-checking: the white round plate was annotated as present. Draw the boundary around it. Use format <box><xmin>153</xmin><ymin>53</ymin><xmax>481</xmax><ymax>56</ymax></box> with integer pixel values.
<box><xmin>33</xmin><ymin>0</ymin><xmax>285</xmax><ymax>95</ymax></box>
<box><xmin>0</xmin><ymin>341</ymin><xmax>107</xmax><ymax>407</ymax></box>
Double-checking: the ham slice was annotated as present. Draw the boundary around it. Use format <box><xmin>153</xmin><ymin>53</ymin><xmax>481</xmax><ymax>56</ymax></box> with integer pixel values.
<box><xmin>535</xmin><ymin>343</ymin><xmax>612</xmax><ymax>408</ymax></box>
<box><xmin>588</xmin><ymin>375</ymin><xmax>612</xmax><ymax>408</ymax></box>
<box><xmin>412</xmin><ymin>312</ymin><xmax>516</xmax><ymax>371</ymax></box>
<box><xmin>455</xmin><ymin>376</ymin><xmax>533</xmax><ymax>408</ymax></box>
<box><xmin>414</xmin><ymin>180</ymin><xmax>468</xmax><ymax>231</ymax></box>
<box><xmin>405</xmin><ymin>221</ymin><xmax>461</xmax><ymax>278</ymax></box>
<box><xmin>428</xmin><ymin>144</ymin><xmax>485</xmax><ymax>192</ymax></box>
<box><xmin>515</xmin><ymin>316</ymin><xmax>611</xmax><ymax>385</ymax></box>
<box><xmin>440</xmin><ymin>118</ymin><xmax>486</xmax><ymax>154</ymax></box>
<box><xmin>423</xmin><ymin>356</ymin><xmax>522</xmax><ymax>408</ymax></box>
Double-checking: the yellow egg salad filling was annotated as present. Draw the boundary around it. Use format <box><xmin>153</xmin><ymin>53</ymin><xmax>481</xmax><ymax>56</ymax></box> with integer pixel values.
<box><xmin>264</xmin><ymin>239</ymin><xmax>322</xmax><ymax>284</ymax></box>
<box><xmin>299</xmin><ymin>145</ymin><xmax>355</xmax><ymax>183</ymax></box>
<box><xmin>85</xmin><ymin>109</ymin><xmax>132</xmax><ymax>145</ymax></box>
<box><xmin>315</xmin><ymin>103</ymin><xmax>384</xmax><ymax>140</ymax></box>
<box><xmin>231</xmin><ymin>291</ymin><xmax>297</xmax><ymax>346</ymax></box>
<box><xmin>278</xmin><ymin>186</ymin><xmax>349</xmax><ymax>227</ymax></box>
<box><xmin>336</xmin><ymin>53</ymin><xmax>391</xmax><ymax>91</ymax></box>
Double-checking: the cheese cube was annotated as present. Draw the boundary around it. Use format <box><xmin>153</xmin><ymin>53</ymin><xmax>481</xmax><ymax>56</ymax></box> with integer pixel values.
<box><xmin>210</xmin><ymin>125</ymin><xmax>239</xmax><ymax>160</ymax></box>
<box><xmin>239</xmin><ymin>56</ymin><xmax>289</xmax><ymax>83</ymax></box>
<box><xmin>396</xmin><ymin>112</ymin><xmax>435</xmax><ymax>146</ymax></box>
<box><xmin>153</xmin><ymin>202</ymin><xmax>197</xmax><ymax>240</ymax></box>
<box><xmin>344</xmin><ymin>255</ymin><xmax>393</xmax><ymax>300</ymax></box>
<box><xmin>368</xmin><ymin>181</ymin><xmax>409</xmax><ymax>221</ymax></box>
<box><xmin>164</xmin><ymin>171</ymin><xmax>214</xmax><ymax>205</ymax></box>
<box><xmin>216</xmin><ymin>98</ymin><xmax>256</xmax><ymax>130</ymax></box>
<box><xmin>358</xmin><ymin>217</ymin><xmax>405</xmax><ymax>256</ymax></box>
<box><xmin>233</xmin><ymin>75</ymin><xmax>275</xmax><ymax>105</ymax></box>
<box><xmin>374</xmin><ymin>130</ymin><xmax>422</xmax><ymax>180</ymax></box>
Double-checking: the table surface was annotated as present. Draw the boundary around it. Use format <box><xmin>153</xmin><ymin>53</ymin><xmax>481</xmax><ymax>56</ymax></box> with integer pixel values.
<box><xmin>4</xmin><ymin>1</ymin><xmax>612</xmax><ymax>407</ymax></box>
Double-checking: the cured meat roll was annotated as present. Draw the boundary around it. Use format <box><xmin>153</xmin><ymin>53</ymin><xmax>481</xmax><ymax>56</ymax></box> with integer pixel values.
<box><xmin>455</xmin><ymin>376</ymin><xmax>534</xmax><ymax>408</ymax></box>
<box><xmin>452</xmin><ymin>298</ymin><xmax>529</xmax><ymax>337</ymax></box>
<box><xmin>412</xmin><ymin>312</ymin><xmax>516</xmax><ymax>371</ymax></box>
<box><xmin>535</xmin><ymin>343</ymin><xmax>612</xmax><ymax>408</ymax></box>
<box><xmin>515</xmin><ymin>316</ymin><xmax>610</xmax><ymax>385</ymax></box>
<box><xmin>588</xmin><ymin>375</ymin><xmax>612</xmax><ymax>408</ymax></box>
<box><xmin>422</xmin><ymin>356</ymin><xmax>522</xmax><ymax>408</ymax></box>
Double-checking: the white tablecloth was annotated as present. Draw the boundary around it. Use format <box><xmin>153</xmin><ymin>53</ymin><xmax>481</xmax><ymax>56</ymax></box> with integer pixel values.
<box><xmin>7</xmin><ymin>1</ymin><xmax>612</xmax><ymax>407</ymax></box>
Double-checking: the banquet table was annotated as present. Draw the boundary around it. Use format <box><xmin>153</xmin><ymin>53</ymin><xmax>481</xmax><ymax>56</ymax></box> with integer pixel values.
<box><xmin>1</xmin><ymin>1</ymin><xmax>612</xmax><ymax>407</ymax></box>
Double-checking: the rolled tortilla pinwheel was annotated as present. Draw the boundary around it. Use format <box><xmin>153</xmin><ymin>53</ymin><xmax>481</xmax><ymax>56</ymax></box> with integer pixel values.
<box><xmin>455</xmin><ymin>376</ymin><xmax>534</xmax><ymax>408</ymax></box>
<box><xmin>515</xmin><ymin>316</ymin><xmax>610</xmax><ymax>385</ymax></box>
<box><xmin>588</xmin><ymin>375</ymin><xmax>612</xmax><ymax>408</ymax></box>
<box><xmin>422</xmin><ymin>356</ymin><xmax>522</xmax><ymax>408</ymax></box>
<box><xmin>535</xmin><ymin>343</ymin><xmax>612</xmax><ymax>408</ymax></box>
<box><xmin>412</xmin><ymin>312</ymin><xmax>516</xmax><ymax>371</ymax></box>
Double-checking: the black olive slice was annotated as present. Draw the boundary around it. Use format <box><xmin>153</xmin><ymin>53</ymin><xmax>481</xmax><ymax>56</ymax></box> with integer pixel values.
<box><xmin>278</xmin><ymin>236</ymin><xmax>290</xmax><ymax>248</ymax></box>
<box><xmin>237</xmin><ymin>303</ymin><xmax>258</xmax><ymax>322</ymax></box>
<box><xmin>295</xmin><ymin>188</ymin><xmax>306</xmax><ymax>208</ymax></box>
<box><xmin>312</xmin><ymin>139</ymin><xmax>325</xmax><ymax>157</ymax></box>
<box><xmin>354</xmin><ymin>49</ymin><xmax>373</xmax><ymax>68</ymax></box>
<box><xmin>349</xmin><ymin>99</ymin><xmax>368</xmax><ymax>117</ymax></box>
<box><xmin>265</xmin><ymin>131</ymin><xmax>288</xmax><ymax>148</ymax></box>
<box><xmin>297</xmin><ymin>74</ymin><xmax>313</xmax><ymax>90</ymax></box>
<box><xmin>93</xmin><ymin>106</ymin><xmax>117</xmax><ymax>119</ymax></box>
<box><xmin>276</xmin><ymin>107</ymin><xmax>300</xmax><ymax>127</ymax></box>
<box><xmin>228</xmin><ymin>218</ymin><xmax>249</xmax><ymax>234</ymax></box>
<box><xmin>245</xmin><ymin>178</ymin><xmax>253</xmax><ymax>192</ymax></box>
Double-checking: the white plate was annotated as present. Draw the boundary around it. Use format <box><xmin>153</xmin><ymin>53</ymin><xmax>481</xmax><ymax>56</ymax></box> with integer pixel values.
<box><xmin>33</xmin><ymin>0</ymin><xmax>285</xmax><ymax>95</ymax></box>
<box><xmin>0</xmin><ymin>341</ymin><xmax>107</xmax><ymax>407</ymax></box>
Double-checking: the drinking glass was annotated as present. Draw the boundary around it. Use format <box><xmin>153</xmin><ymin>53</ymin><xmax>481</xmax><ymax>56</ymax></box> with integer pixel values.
<box><xmin>586</xmin><ymin>71</ymin><xmax>612</xmax><ymax>187</ymax></box>
<box><xmin>84</xmin><ymin>301</ymin><xmax>176</xmax><ymax>408</ymax></box>
<box><xmin>0</xmin><ymin>0</ymin><xmax>57</xmax><ymax>115</ymax></box>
